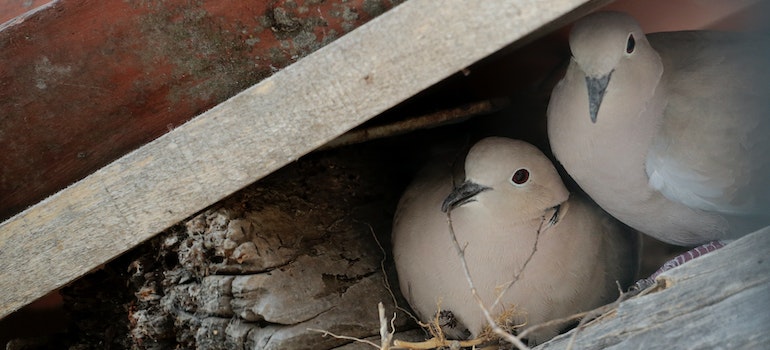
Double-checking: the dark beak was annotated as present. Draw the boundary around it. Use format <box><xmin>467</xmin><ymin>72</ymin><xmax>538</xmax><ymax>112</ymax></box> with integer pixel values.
<box><xmin>585</xmin><ymin>70</ymin><xmax>613</xmax><ymax>123</ymax></box>
<box><xmin>441</xmin><ymin>181</ymin><xmax>491</xmax><ymax>213</ymax></box>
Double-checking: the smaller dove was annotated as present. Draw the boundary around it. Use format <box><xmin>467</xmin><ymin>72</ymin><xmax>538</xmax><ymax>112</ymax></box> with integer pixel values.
<box><xmin>392</xmin><ymin>137</ymin><xmax>639</xmax><ymax>344</ymax></box>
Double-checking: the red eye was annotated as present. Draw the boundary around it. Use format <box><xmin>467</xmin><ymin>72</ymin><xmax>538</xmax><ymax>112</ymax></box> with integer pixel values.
<box><xmin>511</xmin><ymin>169</ymin><xmax>529</xmax><ymax>185</ymax></box>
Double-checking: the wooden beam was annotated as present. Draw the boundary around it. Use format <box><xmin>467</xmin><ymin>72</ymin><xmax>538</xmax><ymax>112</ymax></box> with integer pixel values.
<box><xmin>536</xmin><ymin>227</ymin><xmax>770</xmax><ymax>349</ymax></box>
<box><xmin>0</xmin><ymin>0</ymin><xmax>609</xmax><ymax>318</ymax></box>
<box><xmin>0</xmin><ymin>0</ymin><xmax>404</xmax><ymax>223</ymax></box>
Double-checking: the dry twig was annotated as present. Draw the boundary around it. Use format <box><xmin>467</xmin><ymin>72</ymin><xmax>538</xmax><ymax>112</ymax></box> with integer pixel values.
<box><xmin>560</xmin><ymin>282</ymin><xmax>636</xmax><ymax>350</ymax></box>
<box><xmin>307</xmin><ymin>328</ymin><xmax>382</xmax><ymax>349</ymax></box>
<box><xmin>392</xmin><ymin>337</ymin><xmax>483</xmax><ymax>349</ymax></box>
<box><xmin>364</xmin><ymin>222</ymin><xmax>422</xmax><ymax>326</ymax></box>
<box><xmin>379</xmin><ymin>302</ymin><xmax>396</xmax><ymax>350</ymax></box>
<box><xmin>488</xmin><ymin>206</ymin><xmax>558</xmax><ymax>312</ymax></box>
<box><xmin>445</xmin><ymin>211</ymin><xmax>532</xmax><ymax>350</ymax></box>
<box><xmin>318</xmin><ymin>100</ymin><xmax>506</xmax><ymax>150</ymax></box>
<box><xmin>307</xmin><ymin>303</ymin><xmax>398</xmax><ymax>350</ymax></box>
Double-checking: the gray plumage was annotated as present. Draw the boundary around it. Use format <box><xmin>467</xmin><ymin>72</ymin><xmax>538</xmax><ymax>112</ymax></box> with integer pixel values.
<box><xmin>548</xmin><ymin>11</ymin><xmax>770</xmax><ymax>246</ymax></box>
<box><xmin>392</xmin><ymin>137</ymin><xmax>639</xmax><ymax>344</ymax></box>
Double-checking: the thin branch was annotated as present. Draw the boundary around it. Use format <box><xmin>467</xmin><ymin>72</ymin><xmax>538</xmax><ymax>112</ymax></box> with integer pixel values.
<box><xmin>511</xmin><ymin>282</ymin><xmax>632</xmax><ymax>348</ymax></box>
<box><xmin>364</xmin><ymin>222</ymin><xmax>422</xmax><ymax>325</ymax></box>
<box><xmin>307</xmin><ymin>328</ymin><xmax>381</xmax><ymax>349</ymax></box>
<box><xmin>308</xmin><ymin>302</ymin><xmax>402</xmax><ymax>350</ymax></box>
<box><xmin>428</xmin><ymin>304</ymin><xmax>447</xmax><ymax>343</ymax></box>
<box><xmin>379</xmin><ymin>302</ymin><xmax>394</xmax><ymax>350</ymax></box>
<box><xmin>489</xmin><ymin>210</ymin><xmax>552</xmax><ymax>311</ymax></box>
<box><xmin>392</xmin><ymin>337</ymin><xmax>483</xmax><ymax>349</ymax></box>
<box><xmin>562</xmin><ymin>282</ymin><xmax>635</xmax><ymax>350</ymax></box>
<box><xmin>390</xmin><ymin>311</ymin><xmax>398</xmax><ymax>344</ymax></box>
<box><xmin>445</xmin><ymin>211</ymin><xmax>531</xmax><ymax>350</ymax></box>
<box><xmin>318</xmin><ymin>99</ymin><xmax>507</xmax><ymax>150</ymax></box>
<box><xmin>516</xmin><ymin>309</ymin><xmax>591</xmax><ymax>341</ymax></box>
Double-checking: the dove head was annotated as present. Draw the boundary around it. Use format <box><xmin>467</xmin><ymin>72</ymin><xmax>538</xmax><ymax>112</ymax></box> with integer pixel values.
<box><xmin>568</xmin><ymin>12</ymin><xmax>663</xmax><ymax>123</ymax></box>
<box><xmin>570</xmin><ymin>12</ymin><xmax>648</xmax><ymax>77</ymax></box>
<box><xmin>442</xmin><ymin>137</ymin><xmax>569</xmax><ymax>220</ymax></box>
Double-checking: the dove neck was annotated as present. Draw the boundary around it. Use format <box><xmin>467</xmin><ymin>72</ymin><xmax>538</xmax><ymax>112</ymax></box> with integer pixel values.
<box><xmin>589</xmin><ymin>90</ymin><xmax>665</xmax><ymax>198</ymax></box>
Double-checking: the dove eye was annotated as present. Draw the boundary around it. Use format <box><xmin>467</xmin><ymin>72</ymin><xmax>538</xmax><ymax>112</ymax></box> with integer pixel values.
<box><xmin>626</xmin><ymin>34</ymin><xmax>636</xmax><ymax>54</ymax></box>
<box><xmin>510</xmin><ymin>168</ymin><xmax>530</xmax><ymax>186</ymax></box>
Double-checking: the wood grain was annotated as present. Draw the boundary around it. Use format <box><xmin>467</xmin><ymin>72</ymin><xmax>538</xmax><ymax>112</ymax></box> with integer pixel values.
<box><xmin>0</xmin><ymin>0</ymin><xmax>404</xmax><ymax>222</ymax></box>
<box><xmin>536</xmin><ymin>227</ymin><xmax>770</xmax><ymax>349</ymax></box>
<box><xmin>0</xmin><ymin>0</ymin><xmax>608</xmax><ymax>318</ymax></box>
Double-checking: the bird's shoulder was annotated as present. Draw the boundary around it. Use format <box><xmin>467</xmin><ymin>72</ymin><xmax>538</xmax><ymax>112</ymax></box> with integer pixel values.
<box><xmin>644</xmin><ymin>30</ymin><xmax>770</xmax><ymax>217</ymax></box>
<box><xmin>650</xmin><ymin>30</ymin><xmax>770</xmax><ymax>96</ymax></box>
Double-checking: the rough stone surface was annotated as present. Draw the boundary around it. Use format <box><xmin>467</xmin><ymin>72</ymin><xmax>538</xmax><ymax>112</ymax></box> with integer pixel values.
<box><xmin>119</xmin><ymin>142</ymin><xmax>420</xmax><ymax>349</ymax></box>
<box><xmin>20</xmin><ymin>132</ymin><xmax>459</xmax><ymax>349</ymax></box>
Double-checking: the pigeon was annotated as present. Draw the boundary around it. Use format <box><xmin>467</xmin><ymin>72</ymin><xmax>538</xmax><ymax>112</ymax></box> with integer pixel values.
<box><xmin>548</xmin><ymin>11</ymin><xmax>770</xmax><ymax>246</ymax></box>
<box><xmin>392</xmin><ymin>137</ymin><xmax>639</xmax><ymax>344</ymax></box>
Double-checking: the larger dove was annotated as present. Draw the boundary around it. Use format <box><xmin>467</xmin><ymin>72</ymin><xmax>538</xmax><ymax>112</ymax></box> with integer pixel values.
<box><xmin>392</xmin><ymin>137</ymin><xmax>639</xmax><ymax>344</ymax></box>
<box><xmin>547</xmin><ymin>11</ymin><xmax>770</xmax><ymax>246</ymax></box>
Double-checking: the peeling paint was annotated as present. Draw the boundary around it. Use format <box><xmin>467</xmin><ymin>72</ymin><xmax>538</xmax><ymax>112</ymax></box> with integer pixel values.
<box><xmin>362</xmin><ymin>0</ymin><xmax>387</xmax><ymax>17</ymax></box>
<box><xmin>0</xmin><ymin>0</ymin><xmax>406</xmax><ymax>221</ymax></box>
<box><xmin>34</xmin><ymin>56</ymin><xmax>73</xmax><ymax>90</ymax></box>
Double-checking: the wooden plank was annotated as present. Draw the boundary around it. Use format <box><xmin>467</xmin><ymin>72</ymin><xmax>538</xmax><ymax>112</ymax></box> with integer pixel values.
<box><xmin>0</xmin><ymin>0</ymin><xmax>609</xmax><ymax>318</ymax></box>
<box><xmin>0</xmin><ymin>0</ymin><xmax>404</xmax><ymax>223</ymax></box>
<box><xmin>536</xmin><ymin>227</ymin><xmax>770</xmax><ymax>349</ymax></box>
<box><xmin>0</xmin><ymin>0</ymin><xmax>51</xmax><ymax>24</ymax></box>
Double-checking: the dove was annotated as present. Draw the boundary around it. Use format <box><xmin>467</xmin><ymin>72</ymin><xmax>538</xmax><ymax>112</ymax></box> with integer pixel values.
<box><xmin>392</xmin><ymin>137</ymin><xmax>639</xmax><ymax>344</ymax></box>
<box><xmin>547</xmin><ymin>11</ymin><xmax>770</xmax><ymax>248</ymax></box>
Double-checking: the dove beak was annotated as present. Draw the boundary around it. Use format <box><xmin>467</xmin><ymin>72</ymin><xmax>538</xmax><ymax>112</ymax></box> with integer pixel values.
<box><xmin>585</xmin><ymin>70</ymin><xmax>613</xmax><ymax>123</ymax></box>
<box><xmin>441</xmin><ymin>180</ymin><xmax>492</xmax><ymax>213</ymax></box>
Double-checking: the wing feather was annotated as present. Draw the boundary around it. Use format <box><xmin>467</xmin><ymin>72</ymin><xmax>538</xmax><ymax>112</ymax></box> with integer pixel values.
<box><xmin>645</xmin><ymin>31</ymin><xmax>770</xmax><ymax>216</ymax></box>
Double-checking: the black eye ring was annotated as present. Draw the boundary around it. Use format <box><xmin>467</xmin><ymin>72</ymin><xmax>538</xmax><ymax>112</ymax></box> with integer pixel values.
<box><xmin>511</xmin><ymin>168</ymin><xmax>530</xmax><ymax>185</ymax></box>
<box><xmin>626</xmin><ymin>34</ymin><xmax>636</xmax><ymax>54</ymax></box>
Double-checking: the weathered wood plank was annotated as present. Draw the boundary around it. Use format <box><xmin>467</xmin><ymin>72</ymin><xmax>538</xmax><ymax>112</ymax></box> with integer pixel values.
<box><xmin>536</xmin><ymin>227</ymin><xmax>770</xmax><ymax>349</ymax></box>
<box><xmin>0</xmin><ymin>0</ymin><xmax>404</xmax><ymax>222</ymax></box>
<box><xmin>0</xmin><ymin>0</ymin><xmax>51</xmax><ymax>24</ymax></box>
<box><xmin>0</xmin><ymin>0</ymin><xmax>610</xmax><ymax>318</ymax></box>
